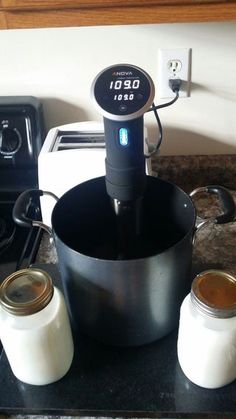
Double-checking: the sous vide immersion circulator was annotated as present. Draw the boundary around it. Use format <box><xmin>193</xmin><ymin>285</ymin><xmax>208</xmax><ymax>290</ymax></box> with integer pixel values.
<box><xmin>91</xmin><ymin>64</ymin><xmax>155</xmax><ymax>258</ymax></box>
<box><xmin>91</xmin><ymin>63</ymin><xmax>155</xmax><ymax>202</ymax></box>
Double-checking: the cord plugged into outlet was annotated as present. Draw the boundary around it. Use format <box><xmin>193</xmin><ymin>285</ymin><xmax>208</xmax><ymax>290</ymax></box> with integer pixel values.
<box><xmin>146</xmin><ymin>76</ymin><xmax>182</xmax><ymax>157</ymax></box>
<box><xmin>169</xmin><ymin>78</ymin><xmax>182</xmax><ymax>94</ymax></box>
<box><xmin>158</xmin><ymin>48</ymin><xmax>191</xmax><ymax>98</ymax></box>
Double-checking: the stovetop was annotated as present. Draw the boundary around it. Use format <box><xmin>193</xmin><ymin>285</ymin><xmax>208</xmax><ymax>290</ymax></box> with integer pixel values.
<box><xmin>0</xmin><ymin>96</ymin><xmax>45</xmax><ymax>353</ymax></box>
<box><xmin>0</xmin><ymin>193</ymin><xmax>42</xmax><ymax>283</ymax></box>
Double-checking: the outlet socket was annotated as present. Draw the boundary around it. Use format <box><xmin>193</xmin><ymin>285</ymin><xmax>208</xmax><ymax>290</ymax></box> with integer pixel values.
<box><xmin>168</xmin><ymin>59</ymin><xmax>182</xmax><ymax>74</ymax></box>
<box><xmin>158</xmin><ymin>48</ymin><xmax>191</xmax><ymax>98</ymax></box>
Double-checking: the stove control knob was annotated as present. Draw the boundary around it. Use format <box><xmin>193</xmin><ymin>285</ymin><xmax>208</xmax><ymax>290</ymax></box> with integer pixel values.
<box><xmin>0</xmin><ymin>127</ymin><xmax>22</xmax><ymax>156</ymax></box>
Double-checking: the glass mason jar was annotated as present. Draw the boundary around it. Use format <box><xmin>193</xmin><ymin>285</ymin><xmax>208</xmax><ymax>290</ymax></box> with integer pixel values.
<box><xmin>0</xmin><ymin>268</ymin><xmax>74</xmax><ymax>385</ymax></box>
<box><xmin>177</xmin><ymin>269</ymin><xmax>236</xmax><ymax>389</ymax></box>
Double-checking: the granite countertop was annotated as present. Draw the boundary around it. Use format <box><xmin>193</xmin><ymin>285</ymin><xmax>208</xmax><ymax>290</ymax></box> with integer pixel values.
<box><xmin>153</xmin><ymin>154</ymin><xmax>236</xmax><ymax>278</ymax></box>
<box><xmin>1</xmin><ymin>155</ymin><xmax>236</xmax><ymax>418</ymax></box>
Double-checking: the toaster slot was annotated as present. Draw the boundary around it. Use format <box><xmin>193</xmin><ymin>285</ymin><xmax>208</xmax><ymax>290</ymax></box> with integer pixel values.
<box><xmin>52</xmin><ymin>131</ymin><xmax>105</xmax><ymax>151</ymax></box>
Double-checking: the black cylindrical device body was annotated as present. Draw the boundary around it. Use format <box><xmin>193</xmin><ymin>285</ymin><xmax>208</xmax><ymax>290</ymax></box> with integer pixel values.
<box><xmin>103</xmin><ymin>116</ymin><xmax>146</xmax><ymax>202</ymax></box>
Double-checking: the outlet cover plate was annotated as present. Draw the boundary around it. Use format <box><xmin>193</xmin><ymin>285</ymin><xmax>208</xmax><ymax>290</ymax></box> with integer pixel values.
<box><xmin>158</xmin><ymin>48</ymin><xmax>191</xmax><ymax>98</ymax></box>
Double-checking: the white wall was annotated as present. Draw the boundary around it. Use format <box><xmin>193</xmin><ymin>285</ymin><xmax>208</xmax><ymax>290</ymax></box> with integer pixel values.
<box><xmin>0</xmin><ymin>22</ymin><xmax>235</xmax><ymax>155</ymax></box>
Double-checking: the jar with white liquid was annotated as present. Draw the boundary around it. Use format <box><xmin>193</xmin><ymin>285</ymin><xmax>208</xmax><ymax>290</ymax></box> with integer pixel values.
<box><xmin>177</xmin><ymin>270</ymin><xmax>236</xmax><ymax>389</ymax></box>
<box><xmin>0</xmin><ymin>268</ymin><xmax>74</xmax><ymax>385</ymax></box>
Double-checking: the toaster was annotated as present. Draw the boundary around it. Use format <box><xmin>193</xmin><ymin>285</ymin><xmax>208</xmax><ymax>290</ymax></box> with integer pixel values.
<box><xmin>38</xmin><ymin>121</ymin><xmax>152</xmax><ymax>225</ymax></box>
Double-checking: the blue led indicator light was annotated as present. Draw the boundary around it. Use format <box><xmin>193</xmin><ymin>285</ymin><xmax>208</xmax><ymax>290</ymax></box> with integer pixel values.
<box><xmin>119</xmin><ymin>128</ymin><xmax>129</xmax><ymax>147</ymax></box>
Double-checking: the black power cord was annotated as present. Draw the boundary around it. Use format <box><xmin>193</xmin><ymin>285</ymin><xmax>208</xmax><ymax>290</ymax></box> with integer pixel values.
<box><xmin>145</xmin><ymin>78</ymin><xmax>182</xmax><ymax>157</ymax></box>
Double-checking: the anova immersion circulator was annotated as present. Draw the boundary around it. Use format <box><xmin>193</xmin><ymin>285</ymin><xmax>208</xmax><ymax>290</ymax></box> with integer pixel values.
<box><xmin>91</xmin><ymin>64</ymin><xmax>155</xmax><ymax>258</ymax></box>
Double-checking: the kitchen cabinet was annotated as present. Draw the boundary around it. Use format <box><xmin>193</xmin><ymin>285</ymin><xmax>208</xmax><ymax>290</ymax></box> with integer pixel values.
<box><xmin>0</xmin><ymin>0</ymin><xmax>235</xmax><ymax>30</ymax></box>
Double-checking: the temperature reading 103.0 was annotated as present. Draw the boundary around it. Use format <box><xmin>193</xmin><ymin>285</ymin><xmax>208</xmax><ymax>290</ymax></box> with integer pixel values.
<box><xmin>109</xmin><ymin>79</ymin><xmax>140</xmax><ymax>90</ymax></box>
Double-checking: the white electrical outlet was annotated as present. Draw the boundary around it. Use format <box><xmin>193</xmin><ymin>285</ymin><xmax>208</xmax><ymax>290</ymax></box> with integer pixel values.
<box><xmin>158</xmin><ymin>48</ymin><xmax>191</xmax><ymax>98</ymax></box>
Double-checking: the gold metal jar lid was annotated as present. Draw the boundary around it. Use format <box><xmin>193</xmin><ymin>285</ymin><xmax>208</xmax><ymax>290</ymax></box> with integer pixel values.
<box><xmin>0</xmin><ymin>268</ymin><xmax>54</xmax><ymax>316</ymax></box>
<box><xmin>191</xmin><ymin>270</ymin><xmax>236</xmax><ymax>318</ymax></box>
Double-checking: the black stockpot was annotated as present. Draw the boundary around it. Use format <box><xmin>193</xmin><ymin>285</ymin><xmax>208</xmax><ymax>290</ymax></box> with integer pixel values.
<box><xmin>13</xmin><ymin>176</ymin><xmax>235</xmax><ymax>346</ymax></box>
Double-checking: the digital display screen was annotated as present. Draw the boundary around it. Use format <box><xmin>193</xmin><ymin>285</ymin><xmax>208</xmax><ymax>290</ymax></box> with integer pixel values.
<box><xmin>93</xmin><ymin>64</ymin><xmax>154</xmax><ymax>119</ymax></box>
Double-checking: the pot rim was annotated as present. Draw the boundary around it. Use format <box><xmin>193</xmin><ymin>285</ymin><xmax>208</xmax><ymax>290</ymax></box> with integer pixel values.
<box><xmin>51</xmin><ymin>176</ymin><xmax>197</xmax><ymax>262</ymax></box>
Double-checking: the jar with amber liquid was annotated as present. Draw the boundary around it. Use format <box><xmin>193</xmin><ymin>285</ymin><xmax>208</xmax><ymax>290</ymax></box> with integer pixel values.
<box><xmin>177</xmin><ymin>270</ymin><xmax>236</xmax><ymax>389</ymax></box>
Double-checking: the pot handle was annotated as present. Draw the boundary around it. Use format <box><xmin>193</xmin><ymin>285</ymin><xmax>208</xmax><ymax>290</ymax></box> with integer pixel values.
<box><xmin>13</xmin><ymin>189</ymin><xmax>59</xmax><ymax>235</ymax></box>
<box><xmin>190</xmin><ymin>185</ymin><xmax>236</xmax><ymax>240</ymax></box>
